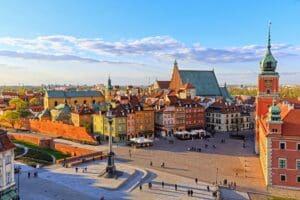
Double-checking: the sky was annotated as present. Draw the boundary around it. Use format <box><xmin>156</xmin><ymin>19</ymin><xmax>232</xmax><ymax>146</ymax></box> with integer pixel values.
<box><xmin>0</xmin><ymin>0</ymin><xmax>300</xmax><ymax>86</ymax></box>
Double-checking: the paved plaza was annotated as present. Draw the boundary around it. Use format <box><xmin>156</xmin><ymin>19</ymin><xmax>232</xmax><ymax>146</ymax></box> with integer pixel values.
<box><xmin>114</xmin><ymin>131</ymin><xmax>265</xmax><ymax>193</ymax></box>
<box><xmin>16</xmin><ymin>130</ymin><xmax>265</xmax><ymax>199</ymax></box>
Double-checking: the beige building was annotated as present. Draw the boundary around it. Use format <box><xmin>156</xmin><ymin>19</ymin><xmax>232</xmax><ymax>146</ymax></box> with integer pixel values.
<box><xmin>44</xmin><ymin>90</ymin><xmax>104</xmax><ymax>109</ymax></box>
<box><xmin>0</xmin><ymin>129</ymin><xmax>17</xmax><ymax>199</ymax></box>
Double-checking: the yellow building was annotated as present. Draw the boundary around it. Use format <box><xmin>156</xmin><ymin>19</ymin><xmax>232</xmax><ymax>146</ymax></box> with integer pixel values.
<box><xmin>44</xmin><ymin>90</ymin><xmax>104</xmax><ymax>109</ymax></box>
<box><xmin>93</xmin><ymin>105</ymin><xmax>127</xmax><ymax>141</ymax></box>
<box><xmin>71</xmin><ymin>106</ymin><xmax>94</xmax><ymax>130</ymax></box>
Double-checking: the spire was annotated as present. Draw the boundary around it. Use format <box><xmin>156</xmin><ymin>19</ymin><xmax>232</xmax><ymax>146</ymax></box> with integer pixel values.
<box><xmin>107</xmin><ymin>74</ymin><xmax>113</xmax><ymax>90</ymax></box>
<box><xmin>174</xmin><ymin>59</ymin><xmax>178</xmax><ymax>68</ymax></box>
<box><xmin>267</xmin><ymin>21</ymin><xmax>271</xmax><ymax>51</ymax></box>
<box><xmin>260</xmin><ymin>22</ymin><xmax>277</xmax><ymax>73</ymax></box>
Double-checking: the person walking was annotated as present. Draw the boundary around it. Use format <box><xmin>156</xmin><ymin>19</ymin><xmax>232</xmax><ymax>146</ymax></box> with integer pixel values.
<box><xmin>150</xmin><ymin>161</ymin><xmax>153</xmax><ymax>167</ymax></box>
<box><xmin>161</xmin><ymin>181</ymin><xmax>164</xmax><ymax>188</ymax></box>
<box><xmin>27</xmin><ymin>172</ymin><xmax>30</xmax><ymax>178</ymax></box>
<box><xmin>207</xmin><ymin>185</ymin><xmax>210</xmax><ymax>191</ymax></box>
<box><xmin>75</xmin><ymin>167</ymin><xmax>78</xmax><ymax>173</ymax></box>
<box><xmin>139</xmin><ymin>184</ymin><xmax>142</xmax><ymax>191</ymax></box>
<box><xmin>187</xmin><ymin>190</ymin><xmax>190</xmax><ymax>196</ymax></box>
<box><xmin>191</xmin><ymin>190</ymin><xmax>193</xmax><ymax>197</ymax></box>
<box><xmin>195</xmin><ymin>178</ymin><xmax>198</xmax><ymax>184</ymax></box>
<box><xmin>175</xmin><ymin>184</ymin><xmax>177</xmax><ymax>191</ymax></box>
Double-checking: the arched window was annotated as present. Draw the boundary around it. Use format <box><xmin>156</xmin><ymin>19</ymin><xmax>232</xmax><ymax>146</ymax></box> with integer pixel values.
<box><xmin>83</xmin><ymin>100</ymin><xmax>87</xmax><ymax>104</ymax></box>
<box><xmin>92</xmin><ymin>100</ymin><xmax>96</xmax><ymax>104</ymax></box>
<box><xmin>54</xmin><ymin>101</ymin><xmax>58</xmax><ymax>106</ymax></box>
<box><xmin>266</xmin><ymin>89</ymin><xmax>270</xmax><ymax>94</ymax></box>
<box><xmin>74</xmin><ymin>100</ymin><xmax>78</xmax><ymax>104</ymax></box>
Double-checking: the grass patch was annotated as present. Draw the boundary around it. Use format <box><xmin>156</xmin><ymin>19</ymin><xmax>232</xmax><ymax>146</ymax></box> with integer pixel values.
<box><xmin>268</xmin><ymin>196</ymin><xmax>296</xmax><ymax>200</ymax></box>
<box><xmin>14</xmin><ymin>146</ymin><xmax>25</xmax><ymax>157</ymax></box>
<box><xmin>13</xmin><ymin>140</ymin><xmax>70</xmax><ymax>160</ymax></box>
<box><xmin>16</xmin><ymin>156</ymin><xmax>51</xmax><ymax>167</ymax></box>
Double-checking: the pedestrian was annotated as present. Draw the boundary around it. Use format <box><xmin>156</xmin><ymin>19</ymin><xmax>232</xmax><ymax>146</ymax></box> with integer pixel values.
<box><xmin>207</xmin><ymin>185</ymin><xmax>210</xmax><ymax>191</ymax></box>
<box><xmin>195</xmin><ymin>178</ymin><xmax>198</xmax><ymax>184</ymax></box>
<box><xmin>191</xmin><ymin>190</ymin><xmax>193</xmax><ymax>197</ymax></box>
<box><xmin>150</xmin><ymin>161</ymin><xmax>153</xmax><ymax>166</ymax></box>
<box><xmin>150</xmin><ymin>182</ymin><xmax>152</xmax><ymax>189</ymax></box>
<box><xmin>162</xmin><ymin>181</ymin><xmax>164</xmax><ymax>188</ymax></box>
<box><xmin>175</xmin><ymin>184</ymin><xmax>177</xmax><ymax>191</ymax></box>
<box><xmin>187</xmin><ymin>190</ymin><xmax>190</xmax><ymax>196</ymax></box>
<box><xmin>85</xmin><ymin>167</ymin><xmax>87</xmax><ymax>172</ymax></box>
<box><xmin>27</xmin><ymin>172</ymin><xmax>30</xmax><ymax>178</ymax></box>
<box><xmin>82</xmin><ymin>168</ymin><xmax>84</xmax><ymax>173</ymax></box>
<box><xmin>139</xmin><ymin>184</ymin><xmax>142</xmax><ymax>191</ymax></box>
<box><xmin>234</xmin><ymin>182</ymin><xmax>236</xmax><ymax>189</ymax></box>
<box><xmin>93</xmin><ymin>157</ymin><xmax>95</xmax><ymax>161</ymax></box>
<box><xmin>75</xmin><ymin>167</ymin><xmax>78</xmax><ymax>173</ymax></box>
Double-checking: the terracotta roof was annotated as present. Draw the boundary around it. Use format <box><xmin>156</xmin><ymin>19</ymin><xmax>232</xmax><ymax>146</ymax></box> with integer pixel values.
<box><xmin>0</xmin><ymin>130</ymin><xmax>16</xmax><ymax>152</ymax></box>
<box><xmin>182</xmin><ymin>83</ymin><xmax>195</xmax><ymax>89</ymax></box>
<box><xmin>156</xmin><ymin>81</ymin><xmax>170</xmax><ymax>89</ymax></box>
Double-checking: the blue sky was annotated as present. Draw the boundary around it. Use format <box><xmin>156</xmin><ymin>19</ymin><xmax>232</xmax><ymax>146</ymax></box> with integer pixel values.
<box><xmin>0</xmin><ymin>0</ymin><xmax>300</xmax><ymax>85</ymax></box>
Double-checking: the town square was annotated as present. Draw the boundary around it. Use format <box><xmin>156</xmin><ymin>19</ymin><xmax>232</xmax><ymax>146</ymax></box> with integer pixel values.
<box><xmin>1</xmin><ymin>1</ymin><xmax>300</xmax><ymax>200</ymax></box>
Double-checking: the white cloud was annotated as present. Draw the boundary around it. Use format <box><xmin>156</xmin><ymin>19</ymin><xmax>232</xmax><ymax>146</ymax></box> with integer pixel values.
<box><xmin>1</xmin><ymin>35</ymin><xmax>299</xmax><ymax>64</ymax></box>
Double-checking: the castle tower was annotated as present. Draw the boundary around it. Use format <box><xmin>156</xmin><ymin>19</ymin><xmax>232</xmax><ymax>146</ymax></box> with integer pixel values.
<box><xmin>255</xmin><ymin>23</ymin><xmax>279</xmax><ymax>153</ymax></box>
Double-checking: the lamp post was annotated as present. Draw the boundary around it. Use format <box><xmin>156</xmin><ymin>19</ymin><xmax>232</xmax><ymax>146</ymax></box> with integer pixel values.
<box><xmin>105</xmin><ymin>104</ymin><xmax>116</xmax><ymax>178</ymax></box>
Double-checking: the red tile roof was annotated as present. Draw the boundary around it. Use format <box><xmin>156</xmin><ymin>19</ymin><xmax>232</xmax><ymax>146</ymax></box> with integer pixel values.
<box><xmin>0</xmin><ymin>130</ymin><xmax>16</xmax><ymax>152</ymax></box>
<box><xmin>156</xmin><ymin>81</ymin><xmax>170</xmax><ymax>89</ymax></box>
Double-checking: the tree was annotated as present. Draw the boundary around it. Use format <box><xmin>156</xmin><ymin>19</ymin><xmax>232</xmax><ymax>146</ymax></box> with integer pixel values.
<box><xmin>18</xmin><ymin>87</ymin><xmax>27</xmax><ymax>96</ymax></box>
<box><xmin>1</xmin><ymin>110</ymin><xmax>20</xmax><ymax>128</ymax></box>
<box><xmin>29</xmin><ymin>97</ymin><xmax>41</xmax><ymax>106</ymax></box>
<box><xmin>9</xmin><ymin>98</ymin><xmax>28</xmax><ymax>112</ymax></box>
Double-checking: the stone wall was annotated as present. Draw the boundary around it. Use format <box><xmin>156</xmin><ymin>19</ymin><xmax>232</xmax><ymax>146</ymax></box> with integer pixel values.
<box><xmin>29</xmin><ymin>119</ymin><xmax>97</xmax><ymax>144</ymax></box>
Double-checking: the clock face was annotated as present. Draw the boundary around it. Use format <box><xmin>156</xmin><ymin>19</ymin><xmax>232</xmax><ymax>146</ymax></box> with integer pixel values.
<box><xmin>265</xmin><ymin>80</ymin><xmax>272</xmax><ymax>88</ymax></box>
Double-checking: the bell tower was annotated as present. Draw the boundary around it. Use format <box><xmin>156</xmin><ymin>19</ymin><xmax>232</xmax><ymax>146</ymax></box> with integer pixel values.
<box><xmin>255</xmin><ymin>23</ymin><xmax>279</xmax><ymax>153</ymax></box>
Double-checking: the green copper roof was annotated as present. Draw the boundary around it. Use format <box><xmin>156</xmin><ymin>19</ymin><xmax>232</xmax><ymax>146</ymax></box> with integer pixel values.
<box><xmin>54</xmin><ymin>103</ymin><xmax>71</xmax><ymax>114</ymax></box>
<box><xmin>269</xmin><ymin>98</ymin><xmax>281</xmax><ymax>121</ymax></box>
<box><xmin>220</xmin><ymin>86</ymin><xmax>232</xmax><ymax>100</ymax></box>
<box><xmin>179</xmin><ymin>70</ymin><xmax>222</xmax><ymax>96</ymax></box>
<box><xmin>260</xmin><ymin>22</ymin><xmax>277</xmax><ymax>73</ymax></box>
<box><xmin>46</xmin><ymin>90</ymin><xmax>102</xmax><ymax>98</ymax></box>
<box><xmin>107</xmin><ymin>75</ymin><xmax>113</xmax><ymax>90</ymax></box>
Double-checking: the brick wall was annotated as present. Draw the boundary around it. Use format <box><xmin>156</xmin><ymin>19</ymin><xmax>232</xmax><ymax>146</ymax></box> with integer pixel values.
<box><xmin>53</xmin><ymin>142</ymin><xmax>94</xmax><ymax>156</ymax></box>
<box><xmin>8</xmin><ymin>132</ymin><xmax>54</xmax><ymax>148</ymax></box>
<box><xmin>29</xmin><ymin>119</ymin><xmax>97</xmax><ymax>144</ymax></box>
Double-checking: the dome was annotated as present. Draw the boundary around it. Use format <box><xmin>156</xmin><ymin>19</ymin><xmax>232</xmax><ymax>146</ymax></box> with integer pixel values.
<box><xmin>269</xmin><ymin>98</ymin><xmax>281</xmax><ymax>122</ymax></box>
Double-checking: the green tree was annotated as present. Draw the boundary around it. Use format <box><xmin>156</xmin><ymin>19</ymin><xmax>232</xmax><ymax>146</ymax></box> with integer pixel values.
<box><xmin>1</xmin><ymin>110</ymin><xmax>20</xmax><ymax>128</ymax></box>
<box><xmin>9</xmin><ymin>98</ymin><xmax>28</xmax><ymax>111</ymax></box>
<box><xmin>29</xmin><ymin>97</ymin><xmax>41</xmax><ymax>106</ymax></box>
<box><xmin>18</xmin><ymin>87</ymin><xmax>27</xmax><ymax>96</ymax></box>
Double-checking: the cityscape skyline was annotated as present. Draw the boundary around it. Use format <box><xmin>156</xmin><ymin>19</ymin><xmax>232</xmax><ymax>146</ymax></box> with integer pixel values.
<box><xmin>1</xmin><ymin>0</ymin><xmax>300</xmax><ymax>85</ymax></box>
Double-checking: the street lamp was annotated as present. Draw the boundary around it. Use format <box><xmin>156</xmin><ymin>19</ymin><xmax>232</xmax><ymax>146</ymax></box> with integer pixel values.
<box><xmin>104</xmin><ymin>104</ymin><xmax>116</xmax><ymax>178</ymax></box>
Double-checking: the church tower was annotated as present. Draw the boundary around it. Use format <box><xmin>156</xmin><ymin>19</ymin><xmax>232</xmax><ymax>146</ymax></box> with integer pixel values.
<box><xmin>255</xmin><ymin>23</ymin><xmax>280</xmax><ymax>153</ymax></box>
<box><xmin>105</xmin><ymin>75</ymin><xmax>113</xmax><ymax>102</ymax></box>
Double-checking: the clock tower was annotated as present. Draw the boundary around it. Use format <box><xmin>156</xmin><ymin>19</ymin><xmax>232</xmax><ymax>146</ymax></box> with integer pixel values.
<box><xmin>255</xmin><ymin>23</ymin><xmax>279</xmax><ymax>153</ymax></box>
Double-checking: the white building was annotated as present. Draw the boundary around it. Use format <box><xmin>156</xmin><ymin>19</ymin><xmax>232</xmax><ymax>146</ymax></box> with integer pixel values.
<box><xmin>0</xmin><ymin>129</ymin><xmax>17</xmax><ymax>199</ymax></box>
<box><xmin>205</xmin><ymin>99</ymin><xmax>255</xmax><ymax>132</ymax></box>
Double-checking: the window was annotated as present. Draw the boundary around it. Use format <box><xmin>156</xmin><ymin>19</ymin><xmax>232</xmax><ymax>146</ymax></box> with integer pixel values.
<box><xmin>6</xmin><ymin>171</ymin><xmax>11</xmax><ymax>185</ymax></box>
<box><xmin>278</xmin><ymin>158</ymin><xmax>286</xmax><ymax>169</ymax></box>
<box><xmin>54</xmin><ymin>101</ymin><xmax>58</xmax><ymax>106</ymax></box>
<box><xmin>298</xmin><ymin>143</ymin><xmax>300</xmax><ymax>151</ymax></box>
<box><xmin>297</xmin><ymin>176</ymin><xmax>300</xmax><ymax>183</ymax></box>
<box><xmin>280</xmin><ymin>142</ymin><xmax>286</xmax><ymax>150</ymax></box>
<box><xmin>297</xmin><ymin>160</ymin><xmax>300</xmax><ymax>170</ymax></box>
<box><xmin>280</xmin><ymin>174</ymin><xmax>286</xmax><ymax>182</ymax></box>
<box><xmin>5</xmin><ymin>155</ymin><xmax>11</xmax><ymax>165</ymax></box>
